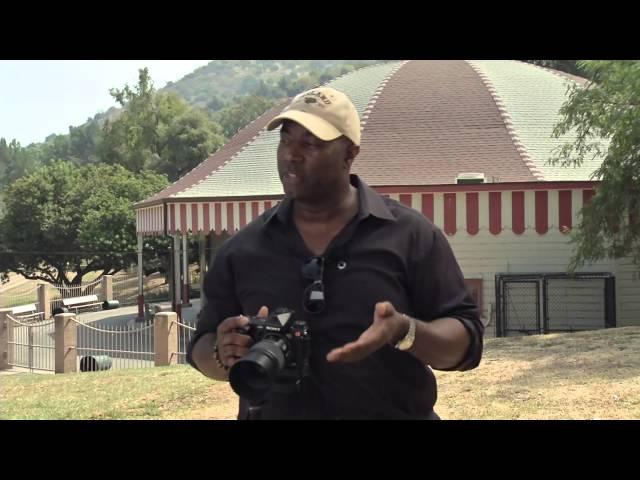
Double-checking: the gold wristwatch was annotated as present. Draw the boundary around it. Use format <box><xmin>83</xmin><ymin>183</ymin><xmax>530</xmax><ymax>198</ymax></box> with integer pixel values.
<box><xmin>394</xmin><ymin>314</ymin><xmax>416</xmax><ymax>351</ymax></box>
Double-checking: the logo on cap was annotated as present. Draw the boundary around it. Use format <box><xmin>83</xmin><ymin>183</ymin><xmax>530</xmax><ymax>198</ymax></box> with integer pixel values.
<box><xmin>304</xmin><ymin>90</ymin><xmax>332</xmax><ymax>105</ymax></box>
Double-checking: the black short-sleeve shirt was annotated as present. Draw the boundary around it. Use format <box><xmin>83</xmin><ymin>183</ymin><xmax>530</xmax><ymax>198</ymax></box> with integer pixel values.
<box><xmin>187</xmin><ymin>174</ymin><xmax>483</xmax><ymax>419</ymax></box>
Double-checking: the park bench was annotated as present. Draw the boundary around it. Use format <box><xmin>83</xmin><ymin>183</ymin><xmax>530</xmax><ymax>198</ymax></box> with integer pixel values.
<box><xmin>10</xmin><ymin>304</ymin><xmax>44</xmax><ymax>322</ymax></box>
<box><xmin>62</xmin><ymin>294</ymin><xmax>102</xmax><ymax>314</ymax></box>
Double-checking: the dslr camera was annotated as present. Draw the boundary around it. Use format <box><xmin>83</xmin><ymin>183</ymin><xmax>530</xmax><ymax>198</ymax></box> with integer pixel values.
<box><xmin>228</xmin><ymin>308</ymin><xmax>311</xmax><ymax>402</ymax></box>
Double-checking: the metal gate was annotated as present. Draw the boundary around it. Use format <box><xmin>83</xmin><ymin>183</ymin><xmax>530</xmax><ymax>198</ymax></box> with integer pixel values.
<box><xmin>6</xmin><ymin>314</ymin><xmax>55</xmax><ymax>372</ymax></box>
<box><xmin>495</xmin><ymin>273</ymin><xmax>616</xmax><ymax>337</ymax></box>
<box><xmin>75</xmin><ymin>319</ymin><xmax>155</xmax><ymax>371</ymax></box>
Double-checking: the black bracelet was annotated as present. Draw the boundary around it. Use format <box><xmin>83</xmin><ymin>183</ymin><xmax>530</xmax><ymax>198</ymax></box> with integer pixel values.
<box><xmin>213</xmin><ymin>343</ymin><xmax>229</xmax><ymax>371</ymax></box>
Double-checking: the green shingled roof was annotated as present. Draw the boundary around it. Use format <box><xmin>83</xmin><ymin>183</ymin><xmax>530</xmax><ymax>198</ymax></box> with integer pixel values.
<box><xmin>145</xmin><ymin>60</ymin><xmax>609</xmax><ymax>207</ymax></box>
<box><xmin>468</xmin><ymin>60</ymin><xmax>608</xmax><ymax>181</ymax></box>
<box><xmin>174</xmin><ymin>61</ymin><xmax>404</xmax><ymax>198</ymax></box>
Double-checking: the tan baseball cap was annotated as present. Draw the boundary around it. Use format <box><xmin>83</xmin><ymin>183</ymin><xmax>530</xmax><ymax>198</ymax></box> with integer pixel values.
<box><xmin>266</xmin><ymin>87</ymin><xmax>361</xmax><ymax>146</ymax></box>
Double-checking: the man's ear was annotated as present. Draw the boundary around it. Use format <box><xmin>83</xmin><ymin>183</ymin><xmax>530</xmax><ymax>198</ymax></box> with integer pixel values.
<box><xmin>344</xmin><ymin>144</ymin><xmax>360</xmax><ymax>169</ymax></box>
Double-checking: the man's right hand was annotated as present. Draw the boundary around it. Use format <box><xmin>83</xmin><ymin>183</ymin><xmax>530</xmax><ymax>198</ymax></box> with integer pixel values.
<box><xmin>216</xmin><ymin>306</ymin><xmax>269</xmax><ymax>368</ymax></box>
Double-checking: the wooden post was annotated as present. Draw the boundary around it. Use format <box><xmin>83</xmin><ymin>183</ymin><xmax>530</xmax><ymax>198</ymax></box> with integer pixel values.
<box><xmin>102</xmin><ymin>275</ymin><xmax>113</xmax><ymax>301</ymax></box>
<box><xmin>154</xmin><ymin>311</ymin><xmax>178</xmax><ymax>366</ymax></box>
<box><xmin>54</xmin><ymin>313</ymin><xmax>77</xmax><ymax>374</ymax></box>
<box><xmin>137</xmin><ymin>235</ymin><xmax>145</xmax><ymax>321</ymax></box>
<box><xmin>182</xmin><ymin>233</ymin><xmax>191</xmax><ymax>307</ymax></box>
<box><xmin>199</xmin><ymin>232</ymin><xmax>207</xmax><ymax>303</ymax></box>
<box><xmin>173</xmin><ymin>234</ymin><xmax>182</xmax><ymax>319</ymax></box>
<box><xmin>37</xmin><ymin>283</ymin><xmax>51</xmax><ymax>320</ymax></box>
<box><xmin>0</xmin><ymin>308</ymin><xmax>13</xmax><ymax>370</ymax></box>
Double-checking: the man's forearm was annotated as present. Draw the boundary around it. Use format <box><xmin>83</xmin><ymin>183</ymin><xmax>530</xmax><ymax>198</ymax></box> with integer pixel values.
<box><xmin>192</xmin><ymin>333</ymin><xmax>230</xmax><ymax>381</ymax></box>
<box><xmin>407</xmin><ymin>317</ymin><xmax>471</xmax><ymax>370</ymax></box>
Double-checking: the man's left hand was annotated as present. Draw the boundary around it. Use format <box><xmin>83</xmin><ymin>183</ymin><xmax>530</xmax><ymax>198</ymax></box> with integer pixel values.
<box><xmin>326</xmin><ymin>301</ymin><xmax>409</xmax><ymax>363</ymax></box>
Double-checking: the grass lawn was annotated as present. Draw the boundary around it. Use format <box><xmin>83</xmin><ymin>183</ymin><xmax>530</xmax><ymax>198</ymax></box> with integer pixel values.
<box><xmin>2</xmin><ymin>326</ymin><xmax>639</xmax><ymax>420</ymax></box>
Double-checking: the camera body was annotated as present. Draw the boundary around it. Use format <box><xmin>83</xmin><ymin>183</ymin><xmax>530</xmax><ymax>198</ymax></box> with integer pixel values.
<box><xmin>228</xmin><ymin>308</ymin><xmax>311</xmax><ymax>402</ymax></box>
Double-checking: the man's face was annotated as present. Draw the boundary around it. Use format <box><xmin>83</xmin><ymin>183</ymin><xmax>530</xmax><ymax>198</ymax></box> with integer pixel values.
<box><xmin>277</xmin><ymin>120</ymin><xmax>357</xmax><ymax>202</ymax></box>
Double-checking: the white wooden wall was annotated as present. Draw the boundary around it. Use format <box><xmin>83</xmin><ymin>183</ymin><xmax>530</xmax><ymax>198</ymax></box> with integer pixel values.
<box><xmin>446</xmin><ymin>231</ymin><xmax>640</xmax><ymax>337</ymax></box>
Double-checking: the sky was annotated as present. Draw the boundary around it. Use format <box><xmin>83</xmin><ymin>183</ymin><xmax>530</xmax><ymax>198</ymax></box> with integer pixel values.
<box><xmin>0</xmin><ymin>60</ymin><xmax>212</xmax><ymax>146</ymax></box>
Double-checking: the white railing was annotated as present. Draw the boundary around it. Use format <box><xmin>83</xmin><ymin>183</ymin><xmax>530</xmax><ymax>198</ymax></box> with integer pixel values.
<box><xmin>173</xmin><ymin>319</ymin><xmax>196</xmax><ymax>365</ymax></box>
<box><xmin>6</xmin><ymin>314</ymin><xmax>56</xmax><ymax>372</ymax></box>
<box><xmin>74</xmin><ymin>317</ymin><xmax>155</xmax><ymax>371</ymax></box>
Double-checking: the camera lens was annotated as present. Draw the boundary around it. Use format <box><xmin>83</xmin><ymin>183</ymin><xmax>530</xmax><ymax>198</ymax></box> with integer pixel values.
<box><xmin>229</xmin><ymin>338</ymin><xmax>287</xmax><ymax>401</ymax></box>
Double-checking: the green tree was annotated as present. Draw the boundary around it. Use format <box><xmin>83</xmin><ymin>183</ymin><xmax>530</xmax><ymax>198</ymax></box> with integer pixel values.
<box><xmin>524</xmin><ymin>60</ymin><xmax>595</xmax><ymax>80</ymax></box>
<box><xmin>205</xmin><ymin>95</ymin><xmax>226</xmax><ymax>112</ymax></box>
<box><xmin>0</xmin><ymin>138</ymin><xmax>9</xmax><ymax>184</ymax></box>
<box><xmin>101</xmin><ymin>68</ymin><xmax>224</xmax><ymax>181</ymax></box>
<box><xmin>215</xmin><ymin>95</ymin><xmax>275</xmax><ymax>139</ymax></box>
<box><xmin>0</xmin><ymin>161</ymin><xmax>168</xmax><ymax>286</ymax></box>
<box><xmin>0</xmin><ymin>138</ymin><xmax>42</xmax><ymax>186</ymax></box>
<box><xmin>67</xmin><ymin>120</ymin><xmax>103</xmax><ymax>164</ymax></box>
<box><xmin>100</xmin><ymin>68</ymin><xmax>165</xmax><ymax>172</ymax></box>
<box><xmin>40</xmin><ymin>133</ymin><xmax>71</xmax><ymax>163</ymax></box>
<box><xmin>551</xmin><ymin>60</ymin><xmax>640</xmax><ymax>269</ymax></box>
<box><xmin>157</xmin><ymin>108</ymin><xmax>225</xmax><ymax>180</ymax></box>
<box><xmin>0</xmin><ymin>120</ymin><xmax>104</xmax><ymax>177</ymax></box>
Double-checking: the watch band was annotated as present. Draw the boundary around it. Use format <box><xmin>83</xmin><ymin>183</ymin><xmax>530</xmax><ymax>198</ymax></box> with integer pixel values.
<box><xmin>213</xmin><ymin>343</ymin><xmax>229</xmax><ymax>371</ymax></box>
<box><xmin>394</xmin><ymin>314</ymin><xmax>416</xmax><ymax>351</ymax></box>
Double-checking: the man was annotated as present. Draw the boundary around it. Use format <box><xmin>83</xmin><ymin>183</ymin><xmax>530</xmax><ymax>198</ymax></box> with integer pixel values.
<box><xmin>187</xmin><ymin>86</ymin><xmax>483</xmax><ymax>419</ymax></box>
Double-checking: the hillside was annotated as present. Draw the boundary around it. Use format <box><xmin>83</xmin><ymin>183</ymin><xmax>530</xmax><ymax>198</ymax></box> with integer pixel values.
<box><xmin>163</xmin><ymin>60</ymin><xmax>383</xmax><ymax>108</ymax></box>
<box><xmin>88</xmin><ymin>60</ymin><xmax>385</xmax><ymax>126</ymax></box>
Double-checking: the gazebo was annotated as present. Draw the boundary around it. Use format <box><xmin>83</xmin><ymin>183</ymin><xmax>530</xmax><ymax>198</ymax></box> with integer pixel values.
<box><xmin>135</xmin><ymin>60</ymin><xmax>637</xmax><ymax>336</ymax></box>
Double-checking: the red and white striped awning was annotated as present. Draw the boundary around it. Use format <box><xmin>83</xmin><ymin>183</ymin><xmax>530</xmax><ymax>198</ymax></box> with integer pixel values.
<box><xmin>136</xmin><ymin>182</ymin><xmax>597</xmax><ymax>237</ymax></box>
<box><xmin>378</xmin><ymin>182</ymin><xmax>596</xmax><ymax>236</ymax></box>
<box><xmin>136</xmin><ymin>200</ymin><xmax>281</xmax><ymax>235</ymax></box>
<box><xmin>136</xmin><ymin>205</ymin><xmax>165</xmax><ymax>235</ymax></box>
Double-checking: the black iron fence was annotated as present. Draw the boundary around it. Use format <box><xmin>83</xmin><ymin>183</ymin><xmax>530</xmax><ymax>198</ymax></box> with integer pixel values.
<box><xmin>495</xmin><ymin>273</ymin><xmax>616</xmax><ymax>337</ymax></box>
